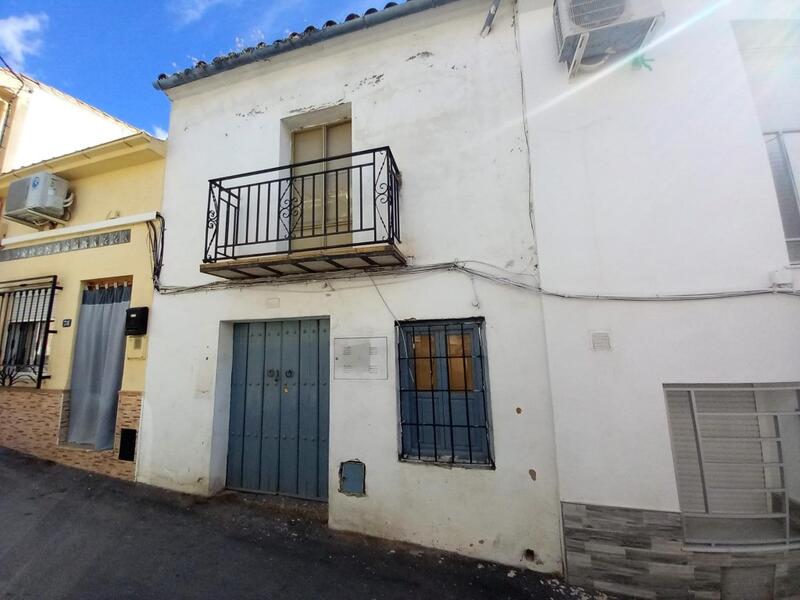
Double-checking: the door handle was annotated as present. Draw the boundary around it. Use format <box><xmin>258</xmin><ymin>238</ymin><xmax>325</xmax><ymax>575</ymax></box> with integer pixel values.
<box><xmin>285</xmin><ymin>369</ymin><xmax>294</xmax><ymax>378</ymax></box>
<box><xmin>267</xmin><ymin>369</ymin><xmax>276</xmax><ymax>378</ymax></box>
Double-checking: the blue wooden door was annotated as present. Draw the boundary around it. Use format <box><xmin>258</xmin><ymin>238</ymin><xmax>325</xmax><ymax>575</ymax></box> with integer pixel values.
<box><xmin>227</xmin><ymin>319</ymin><xmax>330</xmax><ymax>500</ymax></box>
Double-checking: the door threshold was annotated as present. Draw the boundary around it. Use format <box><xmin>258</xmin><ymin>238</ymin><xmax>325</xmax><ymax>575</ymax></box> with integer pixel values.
<box><xmin>218</xmin><ymin>488</ymin><xmax>328</xmax><ymax>523</ymax></box>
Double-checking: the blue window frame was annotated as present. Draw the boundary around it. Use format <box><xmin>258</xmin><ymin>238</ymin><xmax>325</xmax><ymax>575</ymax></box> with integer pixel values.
<box><xmin>397</xmin><ymin>318</ymin><xmax>493</xmax><ymax>467</ymax></box>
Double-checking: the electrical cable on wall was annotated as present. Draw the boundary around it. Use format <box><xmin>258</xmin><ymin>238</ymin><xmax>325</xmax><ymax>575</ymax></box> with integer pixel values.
<box><xmin>155</xmin><ymin>259</ymin><xmax>799</xmax><ymax>302</ymax></box>
<box><xmin>511</xmin><ymin>0</ymin><xmax>539</xmax><ymax>271</ymax></box>
<box><xmin>146</xmin><ymin>214</ymin><xmax>166</xmax><ymax>289</ymax></box>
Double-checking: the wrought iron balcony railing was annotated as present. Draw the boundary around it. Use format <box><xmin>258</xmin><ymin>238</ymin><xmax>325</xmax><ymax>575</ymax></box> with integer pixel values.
<box><xmin>205</xmin><ymin>147</ymin><xmax>401</xmax><ymax>262</ymax></box>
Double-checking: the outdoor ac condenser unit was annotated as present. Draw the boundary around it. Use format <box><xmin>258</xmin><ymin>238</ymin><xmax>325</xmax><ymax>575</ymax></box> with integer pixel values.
<box><xmin>554</xmin><ymin>0</ymin><xmax>664</xmax><ymax>77</ymax></box>
<box><xmin>4</xmin><ymin>172</ymin><xmax>71</xmax><ymax>228</ymax></box>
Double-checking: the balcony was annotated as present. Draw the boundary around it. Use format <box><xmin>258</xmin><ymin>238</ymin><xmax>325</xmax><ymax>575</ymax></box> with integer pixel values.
<box><xmin>201</xmin><ymin>147</ymin><xmax>404</xmax><ymax>279</ymax></box>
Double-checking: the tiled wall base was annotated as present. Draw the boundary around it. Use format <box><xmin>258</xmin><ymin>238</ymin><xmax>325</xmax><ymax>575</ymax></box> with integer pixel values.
<box><xmin>0</xmin><ymin>388</ymin><xmax>142</xmax><ymax>481</ymax></box>
<box><xmin>563</xmin><ymin>502</ymin><xmax>800</xmax><ymax>599</ymax></box>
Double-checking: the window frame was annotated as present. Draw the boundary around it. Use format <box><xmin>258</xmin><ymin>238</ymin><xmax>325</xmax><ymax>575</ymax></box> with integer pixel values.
<box><xmin>0</xmin><ymin>276</ymin><xmax>59</xmax><ymax>388</ymax></box>
<box><xmin>395</xmin><ymin>317</ymin><xmax>495</xmax><ymax>469</ymax></box>
<box><xmin>763</xmin><ymin>130</ymin><xmax>800</xmax><ymax>265</ymax></box>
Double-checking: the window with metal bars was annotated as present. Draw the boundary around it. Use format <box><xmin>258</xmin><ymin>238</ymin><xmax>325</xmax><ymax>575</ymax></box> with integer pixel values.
<box><xmin>0</xmin><ymin>276</ymin><xmax>59</xmax><ymax>388</ymax></box>
<box><xmin>397</xmin><ymin>318</ymin><xmax>493</xmax><ymax>467</ymax></box>
<box><xmin>665</xmin><ymin>384</ymin><xmax>800</xmax><ymax>548</ymax></box>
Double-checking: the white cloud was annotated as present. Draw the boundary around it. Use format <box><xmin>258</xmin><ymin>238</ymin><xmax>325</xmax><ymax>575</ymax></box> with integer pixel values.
<box><xmin>152</xmin><ymin>125</ymin><xmax>169</xmax><ymax>140</ymax></box>
<box><xmin>0</xmin><ymin>13</ymin><xmax>48</xmax><ymax>70</ymax></box>
<box><xmin>169</xmin><ymin>0</ymin><xmax>236</xmax><ymax>26</ymax></box>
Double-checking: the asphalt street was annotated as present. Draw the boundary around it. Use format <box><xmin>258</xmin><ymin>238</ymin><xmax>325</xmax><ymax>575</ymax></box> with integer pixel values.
<box><xmin>0</xmin><ymin>448</ymin><xmax>603</xmax><ymax>600</ymax></box>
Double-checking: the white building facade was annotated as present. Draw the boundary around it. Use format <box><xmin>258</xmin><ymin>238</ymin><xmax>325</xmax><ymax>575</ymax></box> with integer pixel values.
<box><xmin>0</xmin><ymin>70</ymin><xmax>138</xmax><ymax>173</ymax></box>
<box><xmin>518</xmin><ymin>1</ymin><xmax>800</xmax><ymax>597</ymax></box>
<box><xmin>140</xmin><ymin>0</ymin><xmax>800</xmax><ymax>596</ymax></box>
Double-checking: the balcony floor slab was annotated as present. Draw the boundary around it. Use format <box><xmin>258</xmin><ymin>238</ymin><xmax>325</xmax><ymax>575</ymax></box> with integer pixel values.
<box><xmin>199</xmin><ymin>243</ymin><xmax>407</xmax><ymax>280</ymax></box>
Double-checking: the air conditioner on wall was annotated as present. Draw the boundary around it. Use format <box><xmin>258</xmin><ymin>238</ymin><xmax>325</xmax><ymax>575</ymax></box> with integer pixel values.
<box><xmin>554</xmin><ymin>0</ymin><xmax>664</xmax><ymax>78</ymax></box>
<box><xmin>3</xmin><ymin>172</ymin><xmax>72</xmax><ymax>229</ymax></box>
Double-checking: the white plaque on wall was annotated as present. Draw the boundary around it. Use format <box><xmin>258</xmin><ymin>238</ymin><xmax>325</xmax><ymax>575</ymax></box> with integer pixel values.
<box><xmin>333</xmin><ymin>337</ymin><xmax>388</xmax><ymax>380</ymax></box>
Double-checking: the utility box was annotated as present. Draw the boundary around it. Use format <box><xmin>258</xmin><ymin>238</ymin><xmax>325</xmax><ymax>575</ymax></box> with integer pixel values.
<box><xmin>126</xmin><ymin>335</ymin><xmax>147</xmax><ymax>360</ymax></box>
<box><xmin>554</xmin><ymin>0</ymin><xmax>664</xmax><ymax>77</ymax></box>
<box><xmin>125</xmin><ymin>307</ymin><xmax>149</xmax><ymax>336</ymax></box>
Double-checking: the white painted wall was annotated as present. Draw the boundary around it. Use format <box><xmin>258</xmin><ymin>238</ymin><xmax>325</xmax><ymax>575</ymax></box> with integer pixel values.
<box><xmin>733</xmin><ymin>18</ymin><xmax>800</xmax><ymax>133</ymax></box>
<box><xmin>517</xmin><ymin>0</ymin><xmax>800</xmax><ymax>511</ymax></box>
<box><xmin>139</xmin><ymin>0</ymin><xmax>563</xmax><ymax>571</ymax></box>
<box><xmin>141</xmin><ymin>0</ymin><xmax>800</xmax><ymax>570</ymax></box>
<box><xmin>0</xmin><ymin>72</ymin><xmax>138</xmax><ymax>173</ymax></box>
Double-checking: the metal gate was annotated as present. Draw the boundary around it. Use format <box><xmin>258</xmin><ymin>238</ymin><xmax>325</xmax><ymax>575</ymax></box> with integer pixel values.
<box><xmin>226</xmin><ymin>319</ymin><xmax>330</xmax><ymax>500</ymax></box>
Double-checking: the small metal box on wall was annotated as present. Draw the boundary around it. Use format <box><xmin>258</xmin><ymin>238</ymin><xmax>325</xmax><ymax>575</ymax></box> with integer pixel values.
<box><xmin>125</xmin><ymin>307</ymin><xmax>149</xmax><ymax>336</ymax></box>
<box><xmin>126</xmin><ymin>336</ymin><xmax>147</xmax><ymax>360</ymax></box>
<box><xmin>125</xmin><ymin>307</ymin><xmax>149</xmax><ymax>360</ymax></box>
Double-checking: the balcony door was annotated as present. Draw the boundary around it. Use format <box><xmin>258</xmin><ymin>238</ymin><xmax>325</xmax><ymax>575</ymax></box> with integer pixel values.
<box><xmin>291</xmin><ymin>121</ymin><xmax>352</xmax><ymax>252</ymax></box>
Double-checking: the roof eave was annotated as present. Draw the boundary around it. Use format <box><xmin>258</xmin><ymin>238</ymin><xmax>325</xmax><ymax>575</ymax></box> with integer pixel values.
<box><xmin>0</xmin><ymin>133</ymin><xmax>165</xmax><ymax>190</ymax></box>
<box><xmin>153</xmin><ymin>0</ymin><xmax>463</xmax><ymax>92</ymax></box>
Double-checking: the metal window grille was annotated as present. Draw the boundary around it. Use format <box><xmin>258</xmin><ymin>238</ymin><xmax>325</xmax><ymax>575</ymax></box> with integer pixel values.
<box><xmin>0</xmin><ymin>276</ymin><xmax>59</xmax><ymax>388</ymax></box>
<box><xmin>397</xmin><ymin>318</ymin><xmax>493</xmax><ymax>467</ymax></box>
<box><xmin>665</xmin><ymin>384</ymin><xmax>800</xmax><ymax>549</ymax></box>
<box><xmin>764</xmin><ymin>131</ymin><xmax>800</xmax><ymax>264</ymax></box>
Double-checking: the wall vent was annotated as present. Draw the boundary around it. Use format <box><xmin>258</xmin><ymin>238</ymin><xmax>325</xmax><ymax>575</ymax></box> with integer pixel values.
<box><xmin>591</xmin><ymin>331</ymin><xmax>612</xmax><ymax>351</ymax></box>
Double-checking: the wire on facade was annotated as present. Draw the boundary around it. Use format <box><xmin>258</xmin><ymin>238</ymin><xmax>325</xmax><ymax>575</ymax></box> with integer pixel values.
<box><xmin>155</xmin><ymin>259</ymin><xmax>800</xmax><ymax>302</ymax></box>
<box><xmin>510</xmin><ymin>0</ymin><xmax>538</xmax><ymax>266</ymax></box>
<box><xmin>146</xmin><ymin>214</ymin><xmax>166</xmax><ymax>289</ymax></box>
<box><xmin>0</xmin><ymin>55</ymin><xmax>25</xmax><ymax>86</ymax></box>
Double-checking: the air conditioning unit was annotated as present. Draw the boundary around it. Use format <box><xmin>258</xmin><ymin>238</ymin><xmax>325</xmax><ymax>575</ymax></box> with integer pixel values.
<box><xmin>3</xmin><ymin>172</ymin><xmax>72</xmax><ymax>229</ymax></box>
<box><xmin>554</xmin><ymin>0</ymin><xmax>664</xmax><ymax>77</ymax></box>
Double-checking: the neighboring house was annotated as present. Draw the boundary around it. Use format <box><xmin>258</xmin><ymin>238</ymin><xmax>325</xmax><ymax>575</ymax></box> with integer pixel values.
<box><xmin>521</xmin><ymin>1</ymin><xmax>800</xmax><ymax>597</ymax></box>
<box><xmin>0</xmin><ymin>132</ymin><xmax>165</xmax><ymax>480</ymax></box>
<box><xmin>0</xmin><ymin>69</ymin><xmax>139</xmax><ymax>174</ymax></box>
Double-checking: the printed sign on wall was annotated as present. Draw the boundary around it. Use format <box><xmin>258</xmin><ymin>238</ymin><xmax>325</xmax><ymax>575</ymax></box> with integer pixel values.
<box><xmin>333</xmin><ymin>337</ymin><xmax>388</xmax><ymax>380</ymax></box>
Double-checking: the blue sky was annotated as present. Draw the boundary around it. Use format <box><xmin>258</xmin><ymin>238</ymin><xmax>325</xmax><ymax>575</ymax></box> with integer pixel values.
<box><xmin>0</xmin><ymin>1</ymin><xmax>380</xmax><ymax>137</ymax></box>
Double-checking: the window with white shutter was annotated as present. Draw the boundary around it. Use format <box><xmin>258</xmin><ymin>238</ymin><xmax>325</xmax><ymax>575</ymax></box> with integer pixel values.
<box><xmin>665</xmin><ymin>384</ymin><xmax>800</xmax><ymax>548</ymax></box>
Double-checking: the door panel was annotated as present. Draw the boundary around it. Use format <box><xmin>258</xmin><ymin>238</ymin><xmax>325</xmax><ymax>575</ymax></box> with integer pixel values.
<box><xmin>325</xmin><ymin>121</ymin><xmax>352</xmax><ymax>245</ymax></box>
<box><xmin>259</xmin><ymin>321</ymin><xmax>283</xmax><ymax>493</ymax></box>
<box><xmin>227</xmin><ymin>319</ymin><xmax>330</xmax><ymax>500</ymax></box>
<box><xmin>298</xmin><ymin>321</ymin><xmax>320</xmax><ymax>499</ymax></box>
<box><xmin>317</xmin><ymin>321</ymin><xmax>330</xmax><ymax>499</ymax></box>
<box><xmin>278</xmin><ymin>320</ymin><xmax>300</xmax><ymax>495</ymax></box>
<box><xmin>291</xmin><ymin>122</ymin><xmax>352</xmax><ymax>250</ymax></box>
<box><xmin>241</xmin><ymin>323</ymin><xmax>265</xmax><ymax>490</ymax></box>
<box><xmin>227</xmin><ymin>326</ymin><xmax>249</xmax><ymax>489</ymax></box>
